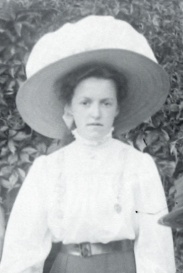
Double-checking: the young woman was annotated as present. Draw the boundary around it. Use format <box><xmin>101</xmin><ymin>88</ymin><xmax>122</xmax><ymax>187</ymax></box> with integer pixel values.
<box><xmin>0</xmin><ymin>15</ymin><xmax>176</xmax><ymax>273</ymax></box>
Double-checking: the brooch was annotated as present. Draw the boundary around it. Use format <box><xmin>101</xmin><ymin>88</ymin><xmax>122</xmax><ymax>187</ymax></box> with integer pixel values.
<box><xmin>114</xmin><ymin>203</ymin><xmax>122</xmax><ymax>214</ymax></box>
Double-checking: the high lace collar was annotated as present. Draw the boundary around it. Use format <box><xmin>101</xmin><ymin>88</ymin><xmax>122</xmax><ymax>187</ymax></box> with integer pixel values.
<box><xmin>72</xmin><ymin>129</ymin><xmax>113</xmax><ymax>147</ymax></box>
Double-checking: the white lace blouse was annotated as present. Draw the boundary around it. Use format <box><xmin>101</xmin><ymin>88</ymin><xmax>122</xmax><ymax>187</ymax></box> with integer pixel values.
<box><xmin>0</xmin><ymin>132</ymin><xmax>176</xmax><ymax>273</ymax></box>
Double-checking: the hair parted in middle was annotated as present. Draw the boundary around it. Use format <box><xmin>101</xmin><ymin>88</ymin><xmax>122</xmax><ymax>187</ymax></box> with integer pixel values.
<box><xmin>55</xmin><ymin>63</ymin><xmax>128</xmax><ymax>105</ymax></box>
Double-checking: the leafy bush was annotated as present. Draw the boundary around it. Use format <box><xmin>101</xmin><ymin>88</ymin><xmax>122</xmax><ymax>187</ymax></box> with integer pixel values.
<box><xmin>0</xmin><ymin>0</ymin><xmax>183</xmax><ymax>271</ymax></box>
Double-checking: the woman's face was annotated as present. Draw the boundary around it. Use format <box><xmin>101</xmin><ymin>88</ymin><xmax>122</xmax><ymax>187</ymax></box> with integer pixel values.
<box><xmin>67</xmin><ymin>77</ymin><xmax>119</xmax><ymax>141</ymax></box>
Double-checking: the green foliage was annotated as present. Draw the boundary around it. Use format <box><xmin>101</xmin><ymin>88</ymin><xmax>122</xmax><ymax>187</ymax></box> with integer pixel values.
<box><xmin>0</xmin><ymin>0</ymin><xmax>183</xmax><ymax>271</ymax></box>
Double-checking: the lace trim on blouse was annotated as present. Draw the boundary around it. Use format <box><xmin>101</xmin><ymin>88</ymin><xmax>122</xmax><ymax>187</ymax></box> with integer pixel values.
<box><xmin>48</xmin><ymin>172</ymin><xmax>66</xmax><ymax>241</ymax></box>
<box><xmin>71</xmin><ymin>128</ymin><xmax>114</xmax><ymax>146</ymax></box>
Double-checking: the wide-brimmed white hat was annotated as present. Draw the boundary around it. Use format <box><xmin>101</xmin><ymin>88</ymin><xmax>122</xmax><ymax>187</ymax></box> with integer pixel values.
<box><xmin>16</xmin><ymin>15</ymin><xmax>169</xmax><ymax>139</ymax></box>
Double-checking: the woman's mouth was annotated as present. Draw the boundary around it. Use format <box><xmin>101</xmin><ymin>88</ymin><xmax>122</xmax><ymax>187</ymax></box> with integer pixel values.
<box><xmin>87</xmin><ymin>123</ymin><xmax>103</xmax><ymax>126</ymax></box>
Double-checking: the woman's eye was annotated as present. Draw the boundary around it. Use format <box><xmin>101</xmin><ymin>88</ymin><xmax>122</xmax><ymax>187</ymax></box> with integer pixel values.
<box><xmin>81</xmin><ymin>101</ymin><xmax>90</xmax><ymax>106</ymax></box>
<box><xmin>103</xmin><ymin>101</ymin><xmax>112</xmax><ymax>106</ymax></box>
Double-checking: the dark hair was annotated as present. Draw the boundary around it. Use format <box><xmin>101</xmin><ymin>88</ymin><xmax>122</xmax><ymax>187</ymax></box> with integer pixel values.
<box><xmin>57</xmin><ymin>63</ymin><xmax>128</xmax><ymax>105</ymax></box>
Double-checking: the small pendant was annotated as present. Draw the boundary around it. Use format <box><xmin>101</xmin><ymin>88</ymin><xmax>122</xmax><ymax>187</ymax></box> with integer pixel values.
<box><xmin>114</xmin><ymin>203</ymin><xmax>122</xmax><ymax>214</ymax></box>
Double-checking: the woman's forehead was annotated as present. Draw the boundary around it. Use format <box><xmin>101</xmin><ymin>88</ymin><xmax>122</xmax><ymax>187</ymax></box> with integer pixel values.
<box><xmin>73</xmin><ymin>77</ymin><xmax>117</xmax><ymax>99</ymax></box>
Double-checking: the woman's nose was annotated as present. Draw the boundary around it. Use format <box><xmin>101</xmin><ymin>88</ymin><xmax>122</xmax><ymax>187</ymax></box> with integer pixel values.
<box><xmin>90</xmin><ymin>103</ymin><xmax>101</xmax><ymax>119</ymax></box>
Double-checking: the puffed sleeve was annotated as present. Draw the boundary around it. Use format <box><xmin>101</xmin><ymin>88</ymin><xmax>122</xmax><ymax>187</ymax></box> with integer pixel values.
<box><xmin>0</xmin><ymin>156</ymin><xmax>52</xmax><ymax>273</ymax></box>
<box><xmin>134</xmin><ymin>153</ymin><xmax>176</xmax><ymax>273</ymax></box>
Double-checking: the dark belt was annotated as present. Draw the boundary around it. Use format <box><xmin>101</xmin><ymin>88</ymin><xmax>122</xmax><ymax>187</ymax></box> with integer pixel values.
<box><xmin>60</xmin><ymin>240</ymin><xmax>134</xmax><ymax>258</ymax></box>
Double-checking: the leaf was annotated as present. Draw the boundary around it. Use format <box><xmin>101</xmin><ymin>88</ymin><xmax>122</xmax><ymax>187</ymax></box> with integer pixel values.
<box><xmin>1</xmin><ymin>178</ymin><xmax>10</xmax><ymax>189</ymax></box>
<box><xmin>8</xmin><ymin>116</ymin><xmax>25</xmax><ymax>130</ymax></box>
<box><xmin>14</xmin><ymin>22</ymin><xmax>22</xmax><ymax>37</ymax></box>
<box><xmin>134</xmin><ymin>133</ymin><xmax>146</xmax><ymax>151</ymax></box>
<box><xmin>8</xmin><ymin>153</ymin><xmax>18</xmax><ymax>165</ymax></box>
<box><xmin>169</xmin><ymin>186</ymin><xmax>176</xmax><ymax>195</ymax></box>
<box><xmin>8</xmin><ymin>130</ymin><xmax>17</xmax><ymax>138</ymax></box>
<box><xmin>174</xmin><ymin>176</ymin><xmax>183</xmax><ymax>192</ymax></box>
<box><xmin>6</xmin><ymin>79</ymin><xmax>16</xmax><ymax>91</ymax></box>
<box><xmin>0</xmin><ymin>166</ymin><xmax>13</xmax><ymax>177</ymax></box>
<box><xmin>19</xmin><ymin>152</ymin><xmax>30</xmax><ymax>163</ymax></box>
<box><xmin>36</xmin><ymin>142</ymin><xmax>47</xmax><ymax>153</ymax></box>
<box><xmin>8</xmin><ymin>139</ymin><xmax>16</xmax><ymax>154</ymax></box>
<box><xmin>0</xmin><ymin>126</ymin><xmax>8</xmax><ymax>132</ymax></box>
<box><xmin>0</xmin><ymin>66</ymin><xmax>8</xmax><ymax>74</ymax></box>
<box><xmin>8</xmin><ymin>171</ymin><xmax>19</xmax><ymax>189</ymax></box>
<box><xmin>161</xmin><ymin>129</ymin><xmax>170</xmax><ymax>141</ymax></box>
<box><xmin>145</xmin><ymin>130</ymin><xmax>160</xmax><ymax>145</ymax></box>
<box><xmin>0</xmin><ymin>1</ymin><xmax>17</xmax><ymax>21</ymax></box>
<box><xmin>170</xmin><ymin>104</ymin><xmax>179</xmax><ymax>112</ymax></box>
<box><xmin>4</xmin><ymin>186</ymin><xmax>20</xmax><ymax>213</ymax></box>
<box><xmin>0</xmin><ymin>9</ymin><xmax>11</xmax><ymax>21</ymax></box>
<box><xmin>5</xmin><ymin>31</ymin><xmax>17</xmax><ymax>43</ymax></box>
<box><xmin>13</xmin><ymin>131</ymin><xmax>31</xmax><ymax>141</ymax></box>
<box><xmin>158</xmin><ymin>160</ymin><xmax>176</xmax><ymax>177</ymax></box>
<box><xmin>17</xmin><ymin>168</ymin><xmax>26</xmax><ymax>180</ymax></box>
<box><xmin>0</xmin><ymin>147</ymin><xmax>9</xmax><ymax>157</ymax></box>
<box><xmin>22</xmin><ymin>146</ymin><xmax>37</xmax><ymax>154</ymax></box>
<box><xmin>0</xmin><ymin>75</ymin><xmax>8</xmax><ymax>84</ymax></box>
<box><xmin>0</xmin><ymin>140</ymin><xmax>6</xmax><ymax>148</ymax></box>
<box><xmin>170</xmin><ymin>142</ymin><xmax>178</xmax><ymax>161</ymax></box>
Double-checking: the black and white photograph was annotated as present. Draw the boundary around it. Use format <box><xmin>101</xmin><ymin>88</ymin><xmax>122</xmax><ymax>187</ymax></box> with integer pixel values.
<box><xmin>0</xmin><ymin>1</ymin><xmax>182</xmax><ymax>272</ymax></box>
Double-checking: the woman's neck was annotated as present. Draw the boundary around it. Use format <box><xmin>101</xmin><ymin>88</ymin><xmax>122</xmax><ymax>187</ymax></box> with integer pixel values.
<box><xmin>72</xmin><ymin>129</ymin><xmax>113</xmax><ymax>146</ymax></box>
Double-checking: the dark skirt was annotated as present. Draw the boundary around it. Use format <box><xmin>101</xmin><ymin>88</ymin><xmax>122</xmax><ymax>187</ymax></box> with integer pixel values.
<box><xmin>49</xmin><ymin>247</ymin><xmax>136</xmax><ymax>273</ymax></box>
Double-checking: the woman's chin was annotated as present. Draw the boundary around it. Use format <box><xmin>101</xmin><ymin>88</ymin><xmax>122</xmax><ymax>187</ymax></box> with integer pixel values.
<box><xmin>84</xmin><ymin>131</ymin><xmax>108</xmax><ymax>142</ymax></box>
<box><xmin>76</xmin><ymin>127</ymin><xmax>111</xmax><ymax>142</ymax></box>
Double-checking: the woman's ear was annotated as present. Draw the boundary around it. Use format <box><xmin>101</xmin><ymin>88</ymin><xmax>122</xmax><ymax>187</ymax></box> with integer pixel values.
<box><xmin>62</xmin><ymin>104</ymin><xmax>74</xmax><ymax>130</ymax></box>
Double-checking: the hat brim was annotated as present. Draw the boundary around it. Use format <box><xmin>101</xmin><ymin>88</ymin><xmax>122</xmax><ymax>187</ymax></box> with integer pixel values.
<box><xmin>158</xmin><ymin>207</ymin><xmax>183</xmax><ymax>229</ymax></box>
<box><xmin>16</xmin><ymin>49</ymin><xmax>170</xmax><ymax>139</ymax></box>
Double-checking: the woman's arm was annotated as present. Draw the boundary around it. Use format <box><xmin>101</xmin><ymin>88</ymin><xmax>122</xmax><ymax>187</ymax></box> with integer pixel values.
<box><xmin>134</xmin><ymin>154</ymin><xmax>176</xmax><ymax>273</ymax></box>
<box><xmin>0</xmin><ymin>205</ymin><xmax>5</xmax><ymax>260</ymax></box>
<box><xmin>0</xmin><ymin>156</ymin><xmax>52</xmax><ymax>273</ymax></box>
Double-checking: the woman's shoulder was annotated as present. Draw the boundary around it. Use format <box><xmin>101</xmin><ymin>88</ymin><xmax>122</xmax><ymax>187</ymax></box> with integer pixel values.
<box><xmin>36</xmin><ymin>139</ymin><xmax>152</xmax><ymax>169</ymax></box>
<box><xmin>112</xmin><ymin>138</ymin><xmax>149</xmax><ymax>159</ymax></box>
<box><xmin>112</xmin><ymin>138</ymin><xmax>155</xmax><ymax>173</ymax></box>
<box><xmin>38</xmin><ymin>141</ymin><xmax>80</xmax><ymax>170</ymax></box>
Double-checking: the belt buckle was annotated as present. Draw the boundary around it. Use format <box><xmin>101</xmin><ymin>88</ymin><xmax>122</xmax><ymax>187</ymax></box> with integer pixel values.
<box><xmin>79</xmin><ymin>242</ymin><xmax>92</xmax><ymax>257</ymax></box>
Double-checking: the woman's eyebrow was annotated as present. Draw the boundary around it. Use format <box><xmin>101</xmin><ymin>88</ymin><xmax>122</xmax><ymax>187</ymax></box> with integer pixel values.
<box><xmin>78</xmin><ymin>97</ymin><xmax>92</xmax><ymax>100</ymax></box>
<box><xmin>100</xmin><ymin>98</ymin><xmax>115</xmax><ymax>102</ymax></box>
<box><xmin>78</xmin><ymin>97</ymin><xmax>114</xmax><ymax>101</ymax></box>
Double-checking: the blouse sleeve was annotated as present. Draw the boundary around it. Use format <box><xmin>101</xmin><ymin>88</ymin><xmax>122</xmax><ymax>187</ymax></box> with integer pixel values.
<box><xmin>134</xmin><ymin>153</ymin><xmax>176</xmax><ymax>273</ymax></box>
<box><xmin>0</xmin><ymin>205</ymin><xmax>5</xmax><ymax>260</ymax></box>
<box><xmin>0</xmin><ymin>156</ymin><xmax>52</xmax><ymax>273</ymax></box>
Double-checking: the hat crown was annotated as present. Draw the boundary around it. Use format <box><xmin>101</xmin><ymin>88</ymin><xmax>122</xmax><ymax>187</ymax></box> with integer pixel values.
<box><xmin>26</xmin><ymin>15</ymin><xmax>156</xmax><ymax>78</ymax></box>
